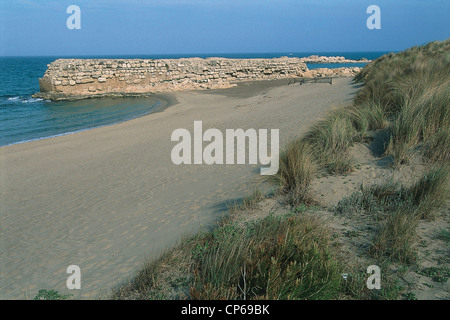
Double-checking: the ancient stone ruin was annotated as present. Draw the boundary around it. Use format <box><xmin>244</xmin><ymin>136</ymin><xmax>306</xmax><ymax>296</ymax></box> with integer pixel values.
<box><xmin>34</xmin><ymin>57</ymin><xmax>362</xmax><ymax>100</ymax></box>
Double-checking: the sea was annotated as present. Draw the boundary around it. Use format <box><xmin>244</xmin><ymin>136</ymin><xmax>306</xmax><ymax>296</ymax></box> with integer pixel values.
<box><xmin>0</xmin><ymin>52</ymin><xmax>390</xmax><ymax>147</ymax></box>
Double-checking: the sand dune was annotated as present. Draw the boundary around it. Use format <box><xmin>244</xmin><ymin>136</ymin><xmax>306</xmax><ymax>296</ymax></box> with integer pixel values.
<box><xmin>0</xmin><ymin>78</ymin><xmax>357</xmax><ymax>299</ymax></box>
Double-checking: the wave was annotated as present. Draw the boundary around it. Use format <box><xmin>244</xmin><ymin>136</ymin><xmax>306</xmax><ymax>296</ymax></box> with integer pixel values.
<box><xmin>1</xmin><ymin>130</ymin><xmax>81</xmax><ymax>147</ymax></box>
<box><xmin>6</xmin><ymin>96</ymin><xmax>47</xmax><ymax>103</ymax></box>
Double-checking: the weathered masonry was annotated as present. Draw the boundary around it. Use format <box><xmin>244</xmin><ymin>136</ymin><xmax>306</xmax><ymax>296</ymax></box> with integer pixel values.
<box><xmin>35</xmin><ymin>57</ymin><xmax>308</xmax><ymax>100</ymax></box>
<box><xmin>34</xmin><ymin>57</ymin><xmax>364</xmax><ymax>101</ymax></box>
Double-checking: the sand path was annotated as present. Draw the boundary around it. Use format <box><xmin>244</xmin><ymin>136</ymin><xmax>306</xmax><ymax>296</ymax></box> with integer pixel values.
<box><xmin>0</xmin><ymin>78</ymin><xmax>357</xmax><ymax>299</ymax></box>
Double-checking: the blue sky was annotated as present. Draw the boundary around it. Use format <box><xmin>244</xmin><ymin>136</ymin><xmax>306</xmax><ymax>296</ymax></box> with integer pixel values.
<box><xmin>0</xmin><ymin>0</ymin><xmax>449</xmax><ymax>56</ymax></box>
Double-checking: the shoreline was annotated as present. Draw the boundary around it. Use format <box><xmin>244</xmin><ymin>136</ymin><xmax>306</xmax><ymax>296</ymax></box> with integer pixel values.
<box><xmin>2</xmin><ymin>79</ymin><xmax>293</xmax><ymax>148</ymax></box>
<box><xmin>1</xmin><ymin>93</ymin><xmax>178</xmax><ymax>148</ymax></box>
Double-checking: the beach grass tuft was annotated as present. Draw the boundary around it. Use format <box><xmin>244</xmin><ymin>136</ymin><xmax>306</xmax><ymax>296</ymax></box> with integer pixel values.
<box><xmin>189</xmin><ymin>214</ymin><xmax>343</xmax><ymax>300</ymax></box>
<box><xmin>335</xmin><ymin>166</ymin><xmax>448</xmax><ymax>264</ymax></box>
<box><xmin>271</xmin><ymin>140</ymin><xmax>317</xmax><ymax>205</ymax></box>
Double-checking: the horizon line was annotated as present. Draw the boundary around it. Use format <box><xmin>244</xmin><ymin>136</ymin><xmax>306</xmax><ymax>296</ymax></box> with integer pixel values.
<box><xmin>0</xmin><ymin>50</ymin><xmax>397</xmax><ymax>58</ymax></box>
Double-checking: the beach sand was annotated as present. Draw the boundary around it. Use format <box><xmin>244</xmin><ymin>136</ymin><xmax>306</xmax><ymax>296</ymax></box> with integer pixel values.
<box><xmin>0</xmin><ymin>78</ymin><xmax>357</xmax><ymax>299</ymax></box>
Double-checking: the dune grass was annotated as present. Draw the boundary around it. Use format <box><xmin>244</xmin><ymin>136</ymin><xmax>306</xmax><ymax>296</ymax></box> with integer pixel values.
<box><xmin>112</xmin><ymin>234</ymin><xmax>197</xmax><ymax>300</ymax></box>
<box><xmin>409</xmin><ymin>166</ymin><xmax>449</xmax><ymax>219</ymax></box>
<box><xmin>333</xmin><ymin>180</ymin><xmax>412</xmax><ymax>218</ymax></box>
<box><xmin>335</xmin><ymin>166</ymin><xmax>448</xmax><ymax>264</ymax></box>
<box><xmin>370</xmin><ymin>207</ymin><xmax>420</xmax><ymax>264</ymax></box>
<box><xmin>271</xmin><ymin>140</ymin><xmax>317</xmax><ymax>205</ymax></box>
<box><xmin>355</xmin><ymin>40</ymin><xmax>450</xmax><ymax>166</ymax></box>
<box><xmin>302</xmin><ymin>108</ymin><xmax>357</xmax><ymax>174</ymax></box>
<box><xmin>273</xmin><ymin>101</ymin><xmax>390</xmax><ymax>205</ymax></box>
<box><xmin>189</xmin><ymin>214</ymin><xmax>343</xmax><ymax>300</ymax></box>
<box><xmin>271</xmin><ymin>40</ymin><xmax>449</xmax><ymax>209</ymax></box>
<box><xmin>113</xmin><ymin>212</ymin><xmax>346</xmax><ymax>300</ymax></box>
<box><xmin>334</xmin><ymin>166</ymin><xmax>448</xmax><ymax>219</ymax></box>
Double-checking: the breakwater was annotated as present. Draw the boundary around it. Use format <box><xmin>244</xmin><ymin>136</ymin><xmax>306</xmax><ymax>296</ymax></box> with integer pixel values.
<box><xmin>34</xmin><ymin>57</ymin><xmax>362</xmax><ymax>100</ymax></box>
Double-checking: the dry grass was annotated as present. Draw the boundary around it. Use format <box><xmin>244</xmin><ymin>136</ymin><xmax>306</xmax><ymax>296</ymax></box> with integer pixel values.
<box><xmin>112</xmin><ymin>213</ymin><xmax>346</xmax><ymax>300</ymax></box>
<box><xmin>271</xmin><ymin>140</ymin><xmax>317</xmax><ymax>205</ymax></box>
<box><xmin>370</xmin><ymin>208</ymin><xmax>419</xmax><ymax>264</ymax></box>
<box><xmin>227</xmin><ymin>188</ymin><xmax>265</xmax><ymax>213</ymax></box>
<box><xmin>112</xmin><ymin>236</ymin><xmax>197</xmax><ymax>299</ymax></box>
<box><xmin>335</xmin><ymin>166</ymin><xmax>448</xmax><ymax>264</ymax></box>
<box><xmin>409</xmin><ymin>166</ymin><xmax>449</xmax><ymax>219</ymax></box>
<box><xmin>302</xmin><ymin>108</ymin><xmax>357</xmax><ymax>174</ymax></box>
<box><xmin>423</xmin><ymin>127</ymin><xmax>450</xmax><ymax>164</ymax></box>
<box><xmin>355</xmin><ymin>39</ymin><xmax>450</xmax><ymax>166</ymax></box>
<box><xmin>189</xmin><ymin>213</ymin><xmax>343</xmax><ymax>300</ymax></box>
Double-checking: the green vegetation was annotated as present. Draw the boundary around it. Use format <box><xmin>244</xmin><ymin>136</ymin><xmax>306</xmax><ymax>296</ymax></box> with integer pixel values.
<box><xmin>409</xmin><ymin>166</ymin><xmax>449</xmax><ymax>219</ymax></box>
<box><xmin>33</xmin><ymin>289</ymin><xmax>72</xmax><ymax>300</ymax></box>
<box><xmin>371</xmin><ymin>207</ymin><xmax>420</xmax><ymax>264</ymax></box>
<box><xmin>284</xmin><ymin>39</ymin><xmax>450</xmax><ymax>176</ymax></box>
<box><xmin>302</xmin><ymin>108</ymin><xmax>357</xmax><ymax>174</ymax></box>
<box><xmin>335</xmin><ymin>166</ymin><xmax>448</xmax><ymax>264</ymax></box>
<box><xmin>417</xmin><ymin>267</ymin><xmax>449</xmax><ymax>283</ymax></box>
<box><xmin>355</xmin><ymin>40</ymin><xmax>450</xmax><ymax>166</ymax></box>
<box><xmin>437</xmin><ymin>227</ymin><xmax>450</xmax><ymax>244</ymax></box>
<box><xmin>334</xmin><ymin>180</ymin><xmax>413</xmax><ymax>217</ymax></box>
<box><xmin>335</xmin><ymin>166</ymin><xmax>448</xmax><ymax>218</ymax></box>
<box><xmin>403</xmin><ymin>292</ymin><xmax>418</xmax><ymax>300</ymax></box>
<box><xmin>339</xmin><ymin>266</ymin><xmax>403</xmax><ymax>300</ymax></box>
<box><xmin>113</xmin><ymin>212</ymin><xmax>349</xmax><ymax>300</ymax></box>
<box><xmin>190</xmin><ymin>214</ymin><xmax>343</xmax><ymax>300</ymax></box>
<box><xmin>272</xmin><ymin>141</ymin><xmax>317</xmax><ymax>205</ymax></box>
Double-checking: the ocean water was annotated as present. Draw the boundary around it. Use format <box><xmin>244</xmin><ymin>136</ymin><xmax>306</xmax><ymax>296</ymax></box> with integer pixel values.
<box><xmin>0</xmin><ymin>57</ymin><xmax>164</xmax><ymax>147</ymax></box>
<box><xmin>0</xmin><ymin>52</ymin><xmax>389</xmax><ymax>146</ymax></box>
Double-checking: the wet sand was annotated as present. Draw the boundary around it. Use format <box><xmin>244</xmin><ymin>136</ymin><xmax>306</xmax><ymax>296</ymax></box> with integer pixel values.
<box><xmin>0</xmin><ymin>78</ymin><xmax>357</xmax><ymax>299</ymax></box>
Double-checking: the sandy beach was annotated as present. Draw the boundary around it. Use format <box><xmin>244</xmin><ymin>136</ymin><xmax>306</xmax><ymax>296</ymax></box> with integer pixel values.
<box><xmin>0</xmin><ymin>78</ymin><xmax>357</xmax><ymax>299</ymax></box>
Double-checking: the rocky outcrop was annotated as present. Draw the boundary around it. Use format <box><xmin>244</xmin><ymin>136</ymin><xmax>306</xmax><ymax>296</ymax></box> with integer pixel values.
<box><xmin>33</xmin><ymin>57</ymin><xmax>364</xmax><ymax>101</ymax></box>
<box><xmin>299</xmin><ymin>55</ymin><xmax>369</xmax><ymax>64</ymax></box>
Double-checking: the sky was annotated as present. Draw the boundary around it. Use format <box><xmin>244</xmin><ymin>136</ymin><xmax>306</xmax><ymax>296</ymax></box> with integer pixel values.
<box><xmin>0</xmin><ymin>0</ymin><xmax>449</xmax><ymax>56</ymax></box>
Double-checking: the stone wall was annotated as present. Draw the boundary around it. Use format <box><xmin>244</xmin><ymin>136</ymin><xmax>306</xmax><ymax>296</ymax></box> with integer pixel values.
<box><xmin>34</xmin><ymin>57</ymin><xmax>363</xmax><ymax>101</ymax></box>
<box><xmin>35</xmin><ymin>57</ymin><xmax>308</xmax><ymax>100</ymax></box>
